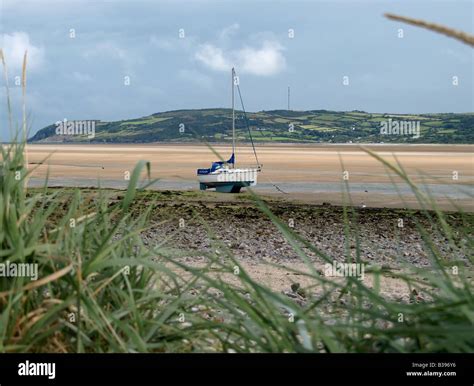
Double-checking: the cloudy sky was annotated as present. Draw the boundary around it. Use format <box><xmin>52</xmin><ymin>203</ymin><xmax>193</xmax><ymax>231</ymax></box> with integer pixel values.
<box><xmin>0</xmin><ymin>0</ymin><xmax>472</xmax><ymax>139</ymax></box>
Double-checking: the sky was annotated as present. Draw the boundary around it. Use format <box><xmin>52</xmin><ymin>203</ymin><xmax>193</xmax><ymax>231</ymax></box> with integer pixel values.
<box><xmin>0</xmin><ymin>0</ymin><xmax>473</xmax><ymax>139</ymax></box>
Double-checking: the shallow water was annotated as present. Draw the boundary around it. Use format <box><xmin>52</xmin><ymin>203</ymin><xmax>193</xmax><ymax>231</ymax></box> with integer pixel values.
<box><xmin>27</xmin><ymin>177</ymin><xmax>473</xmax><ymax>200</ymax></box>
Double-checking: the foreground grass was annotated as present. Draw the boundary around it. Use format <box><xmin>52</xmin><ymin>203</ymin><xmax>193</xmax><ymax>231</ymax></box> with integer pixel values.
<box><xmin>0</xmin><ymin>139</ymin><xmax>473</xmax><ymax>353</ymax></box>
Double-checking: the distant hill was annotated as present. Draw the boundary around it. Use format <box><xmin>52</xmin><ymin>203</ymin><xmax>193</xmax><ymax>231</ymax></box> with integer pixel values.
<box><xmin>29</xmin><ymin>109</ymin><xmax>474</xmax><ymax>144</ymax></box>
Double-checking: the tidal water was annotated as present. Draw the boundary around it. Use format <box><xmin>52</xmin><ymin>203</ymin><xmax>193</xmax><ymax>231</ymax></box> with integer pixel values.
<box><xmin>27</xmin><ymin>177</ymin><xmax>473</xmax><ymax>200</ymax></box>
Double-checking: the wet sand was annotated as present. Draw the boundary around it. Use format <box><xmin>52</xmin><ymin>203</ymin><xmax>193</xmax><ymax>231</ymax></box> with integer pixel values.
<box><xmin>24</xmin><ymin>143</ymin><xmax>474</xmax><ymax>210</ymax></box>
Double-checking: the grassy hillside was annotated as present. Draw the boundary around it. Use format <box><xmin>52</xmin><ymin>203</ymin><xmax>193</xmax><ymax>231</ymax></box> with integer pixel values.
<box><xmin>29</xmin><ymin>109</ymin><xmax>474</xmax><ymax>144</ymax></box>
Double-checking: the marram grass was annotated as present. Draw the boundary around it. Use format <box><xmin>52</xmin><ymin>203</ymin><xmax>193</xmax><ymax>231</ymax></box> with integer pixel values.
<box><xmin>0</xmin><ymin>137</ymin><xmax>473</xmax><ymax>353</ymax></box>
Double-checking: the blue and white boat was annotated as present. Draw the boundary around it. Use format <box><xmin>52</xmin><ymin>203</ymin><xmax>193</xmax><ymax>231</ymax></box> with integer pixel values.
<box><xmin>197</xmin><ymin>68</ymin><xmax>261</xmax><ymax>193</ymax></box>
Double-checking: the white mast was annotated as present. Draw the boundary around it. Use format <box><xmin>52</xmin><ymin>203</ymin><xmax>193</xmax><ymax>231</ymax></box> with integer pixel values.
<box><xmin>232</xmin><ymin>67</ymin><xmax>235</xmax><ymax>168</ymax></box>
<box><xmin>288</xmin><ymin>86</ymin><xmax>290</xmax><ymax>110</ymax></box>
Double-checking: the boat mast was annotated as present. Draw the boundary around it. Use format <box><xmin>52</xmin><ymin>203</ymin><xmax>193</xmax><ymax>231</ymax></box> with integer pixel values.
<box><xmin>288</xmin><ymin>86</ymin><xmax>290</xmax><ymax>110</ymax></box>
<box><xmin>232</xmin><ymin>67</ymin><xmax>235</xmax><ymax>168</ymax></box>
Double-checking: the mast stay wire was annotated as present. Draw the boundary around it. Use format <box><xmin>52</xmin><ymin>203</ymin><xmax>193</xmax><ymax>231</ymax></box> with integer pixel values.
<box><xmin>235</xmin><ymin>69</ymin><xmax>290</xmax><ymax>195</ymax></box>
<box><xmin>235</xmin><ymin>77</ymin><xmax>260</xmax><ymax>169</ymax></box>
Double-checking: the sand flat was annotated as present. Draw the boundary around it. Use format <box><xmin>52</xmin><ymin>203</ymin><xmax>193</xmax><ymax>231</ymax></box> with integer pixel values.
<box><xmin>25</xmin><ymin>143</ymin><xmax>473</xmax><ymax>185</ymax></box>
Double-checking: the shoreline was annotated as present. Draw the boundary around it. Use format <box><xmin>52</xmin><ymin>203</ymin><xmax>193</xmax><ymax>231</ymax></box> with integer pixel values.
<box><xmin>24</xmin><ymin>142</ymin><xmax>474</xmax><ymax>153</ymax></box>
<box><xmin>34</xmin><ymin>186</ymin><xmax>474</xmax><ymax>213</ymax></box>
<box><xmin>20</xmin><ymin>143</ymin><xmax>474</xmax><ymax>212</ymax></box>
<box><xmin>111</xmin><ymin>189</ymin><xmax>472</xmax><ymax>297</ymax></box>
<box><xmin>27</xmin><ymin>179</ymin><xmax>474</xmax><ymax>212</ymax></box>
<box><xmin>24</xmin><ymin>187</ymin><xmax>473</xmax><ymax>315</ymax></box>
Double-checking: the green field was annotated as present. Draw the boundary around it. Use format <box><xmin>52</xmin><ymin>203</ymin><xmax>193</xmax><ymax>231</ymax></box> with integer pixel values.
<box><xmin>30</xmin><ymin>109</ymin><xmax>474</xmax><ymax>144</ymax></box>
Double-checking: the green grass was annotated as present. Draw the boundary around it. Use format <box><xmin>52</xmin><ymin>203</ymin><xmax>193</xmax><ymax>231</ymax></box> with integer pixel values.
<box><xmin>300</xmin><ymin>125</ymin><xmax>337</xmax><ymax>131</ymax></box>
<box><xmin>1</xmin><ymin>135</ymin><xmax>473</xmax><ymax>353</ymax></box>
<box><xmin>120</xmin><ymin>117</ymin><xmax>173</xmax><ymax>126</ymax></box>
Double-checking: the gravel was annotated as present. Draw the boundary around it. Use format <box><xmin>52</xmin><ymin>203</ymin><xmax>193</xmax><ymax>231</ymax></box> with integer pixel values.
<box><xmin>139</xmin><ymin>200</ymin><xmax>471</xmax><ymax>269</ymax></box>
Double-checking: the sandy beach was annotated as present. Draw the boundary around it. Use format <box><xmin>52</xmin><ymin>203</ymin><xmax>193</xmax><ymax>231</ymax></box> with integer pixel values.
<box><xmin>26</xmin><ymin>143</ymin><xmax>473</xmax><ymax>182</ymax></box>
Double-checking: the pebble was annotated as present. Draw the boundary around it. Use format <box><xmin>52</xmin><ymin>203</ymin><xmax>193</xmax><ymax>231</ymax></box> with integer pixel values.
<box><xmin>140</xmin><ymin>201</ymin><xmax>469</xmax><ymax>268</ymax></box>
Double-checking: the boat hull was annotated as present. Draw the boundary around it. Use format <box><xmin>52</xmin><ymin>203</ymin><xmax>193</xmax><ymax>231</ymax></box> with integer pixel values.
<box><xmin>199</xmin><ymin>182</ymin><xmax>251</xmax><ymax>193</ymax></box>
<box><xmin>198</xmin><ymin>168</ymin><xmax>258</xmax><ymax>193</ymax></box>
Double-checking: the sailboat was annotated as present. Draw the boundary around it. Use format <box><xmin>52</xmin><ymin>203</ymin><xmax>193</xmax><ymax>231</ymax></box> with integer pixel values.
<box><xmin>197</xmin><ymin>68</ymin><xmax>261</xmax><ymax>193</ymax></box>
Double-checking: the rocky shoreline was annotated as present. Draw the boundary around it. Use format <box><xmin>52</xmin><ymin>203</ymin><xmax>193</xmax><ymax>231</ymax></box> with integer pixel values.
<box><xmin>137</xmin><ymin>191</ymin><xmax>471</xmax><ymax>269</ymax></box>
